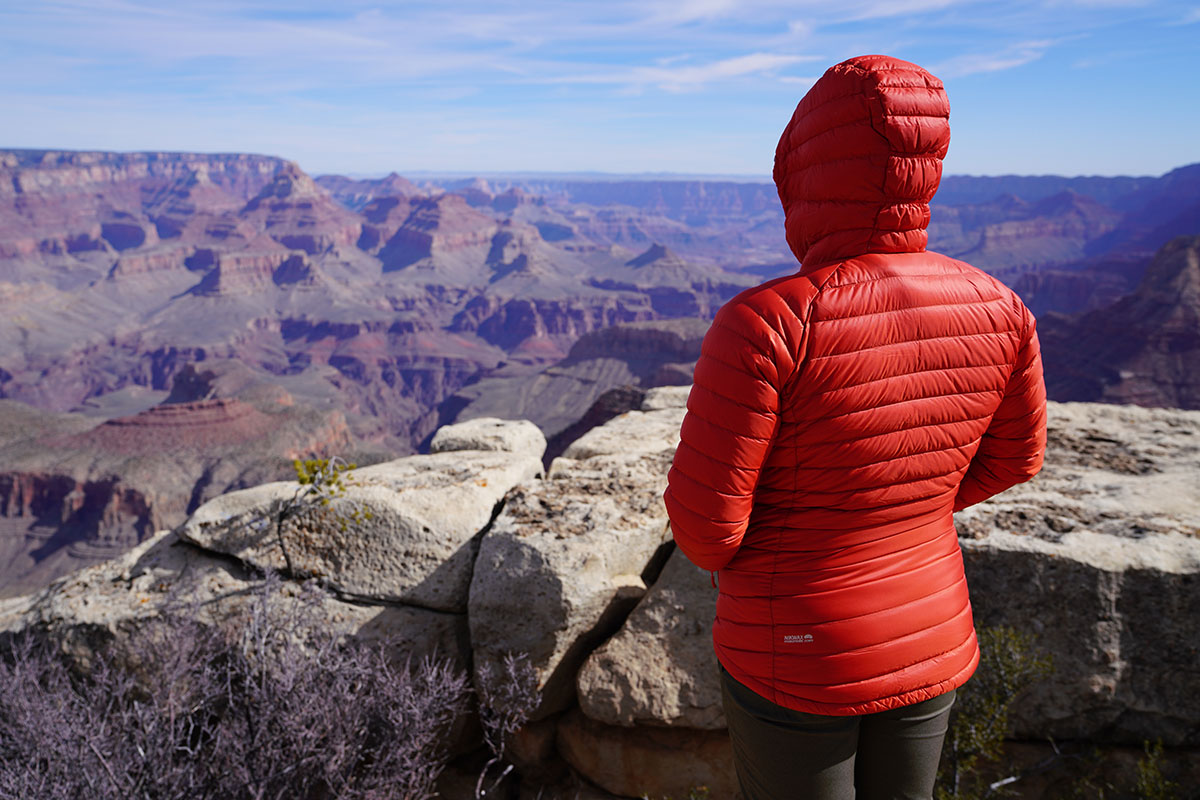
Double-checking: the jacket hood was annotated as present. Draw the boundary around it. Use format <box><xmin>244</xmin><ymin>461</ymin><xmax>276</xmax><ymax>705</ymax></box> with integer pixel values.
<box><xmin>773</xmin><ymin>55</ymin><xmax>950</xmax><ymax>269</ymax></box>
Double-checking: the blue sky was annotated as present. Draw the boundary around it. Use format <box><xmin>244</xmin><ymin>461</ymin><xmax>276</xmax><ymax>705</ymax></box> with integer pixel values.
<box><xmin>3</xmin><ymin>1</ymin><xmax>1198</xmax><ymax>178</ymax></box>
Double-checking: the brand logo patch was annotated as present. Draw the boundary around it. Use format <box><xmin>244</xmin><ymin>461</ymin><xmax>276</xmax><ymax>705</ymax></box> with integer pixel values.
<box><xmin>783</xmin><ymin>633</ymin><xmax>814</xmax><ymax>644</ymax></box>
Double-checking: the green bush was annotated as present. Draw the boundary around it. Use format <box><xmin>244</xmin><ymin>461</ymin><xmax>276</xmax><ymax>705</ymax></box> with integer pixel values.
<box><xmin>936</xmin><ymin>626</ymin><xmax>1053</xmax><ymax>799</ymax></box>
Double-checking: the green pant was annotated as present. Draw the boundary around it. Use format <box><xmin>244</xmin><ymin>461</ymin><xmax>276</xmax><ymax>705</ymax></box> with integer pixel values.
<box><xmin>720</xmin><ymin>665</ymin><xmax>956</xmax><ymax>800</ymax></box>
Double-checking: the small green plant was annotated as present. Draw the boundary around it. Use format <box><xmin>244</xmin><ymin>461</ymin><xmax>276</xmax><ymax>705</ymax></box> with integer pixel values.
<box><xmin>936</xmin><ymin>626</ymin><xmax>1053</xmax><ymax>800</ymax></box>
<box><xmin>271</xmin><ymin>456</ymin><xmax>373</xmax><ymax>575</ymax></box>
<box><xmin>1135</xmin><ymin>738</ymin><xmax>1180</xmax><ymax>800</ymax></box>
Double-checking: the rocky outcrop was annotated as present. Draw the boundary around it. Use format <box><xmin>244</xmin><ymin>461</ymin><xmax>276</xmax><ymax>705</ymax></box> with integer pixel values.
<box><xmin>956</xmin><ymin>192</ymin><xmax>1122</xmax><ymax>271</ymax></box>
<box><xmin>0</xmin><ymin>418</ymin><xmax>548</xmax><ymax>680</ymax></box>
<box><xmin>460</xmin><ymin>295</ymin><xmax>653</xmax><ymax>353</ymax></box>
<box><xmin>467</xmin><ymin>392</ymin><xmax>684</xmax><ymax>716</ymax></box>
<box><xmin>556</xmin><ymin>399</ymin><xmax>1200</xmax><ymax>796</ymax></box>
<box><xmin>240</xmin><ymin>164</ymin><xmax>362</xmax><ymax>255</ymax></box>
<box><xmin>1009</xmin><ymin>262</ymin><xmax>1140</xmax><ymax>317</ymax></box>
<box><xmin>3</xmin><ymin>395</ymin><xmax>1200</xmax><ymax>798</ymax></box>
<box><xmin>378</xmin><ymin>195</ymin><xmax>498</xmax><ymax>273</ymax></box>
<box><xmin>0</xmin><ymin>150</ymin><xmax>282</xmax><ymax>262</ymax></box>
<box><xmin>355</xmin><ymin>195</ymin><xmax>417</xmax><ymax>253</ymax></box>
<box><xmin>0</xmin><ymin>527</ymin><xmax>471</xmax><ymax>676</ymax></box>
<box><xmin>314</xmin><ymin>172</ymin><xmax>423</xmax><ymax>212</ymax></box>
<box><xmin>1041</xmin><ymin>235</ymin><xmax>1200</xmax><ymax>408</ymax></box>
<box><xmin>179</xmin><ymin>419</ymin><xmax>545</xmax><ymax>611</ymax></box>
<box><xmin>440</xmin><ymin>319</ymin><xmax>706</xmax><ymax>448</ymax></box>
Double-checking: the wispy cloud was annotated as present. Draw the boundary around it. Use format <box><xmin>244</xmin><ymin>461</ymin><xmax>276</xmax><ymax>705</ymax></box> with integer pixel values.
<box><xmin>629</xmin><ymin>53</ymin><xmax>817</xmax><ymax>91</ymax></box>
<box><xmin>641</xmin><ymin>0</ymin><xmax>742</xmax><ymax>25</ymax></box>
<box><xmin>542</xmin><ymin>52</ymin><xmax>818</xmax><ymax>91</ymax></box>
<box><xmin>932</xmin><ymin>39</ymin><xmax>1057</xmax><ymax>77</ymax></box>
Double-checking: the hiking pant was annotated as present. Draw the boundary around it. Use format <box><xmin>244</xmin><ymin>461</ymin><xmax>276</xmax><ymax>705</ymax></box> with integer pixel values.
<box><xmin>720</xmin><ymin>664</ymin><xmax>956</xmax><ymax>800</ymax></box>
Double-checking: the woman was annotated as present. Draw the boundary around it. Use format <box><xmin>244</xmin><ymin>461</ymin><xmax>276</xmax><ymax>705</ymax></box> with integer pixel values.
<box><xmin>664</xmin><ymin>55</ymin><xmax>1047</xmax><ymax>800</ymax></box>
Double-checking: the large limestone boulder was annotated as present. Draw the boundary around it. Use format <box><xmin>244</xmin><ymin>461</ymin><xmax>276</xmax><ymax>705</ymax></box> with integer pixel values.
<box><xmin>577</xmin><ymin>548</ymin><xmax>723</xmax><ymax>729</ymax></box>
<box><xmin>0</xmin><ymin>529</ymin><xmax>468</xmax><ymax>672</ymax></box>
<box><xmin>179</xmin><ymin>419</ymin><xmax>545</xmax><ymax>612</ymax></box>
<box><xmin>957</xmin><ymin>402</ymin><xmax>1200</xmax><ymax>745</ymax></box>
<box><xmin>558</xmin><ymin>389</ymin><xmax>685</xmax><ymax>461</ymax></box>
<box><xmin>469</xmin><ymin>399</ymin><xmax>686</xmax><ymax>717</ymax></box>
<box><xmin>964</xmin><ymin>529</ymin><xmax>1200</xmax><ymax>745</ymax></box>
<box><xmin>430</xmin><ymin>416</ymin><xmax>545</xmax><ymax>456</ymax></box>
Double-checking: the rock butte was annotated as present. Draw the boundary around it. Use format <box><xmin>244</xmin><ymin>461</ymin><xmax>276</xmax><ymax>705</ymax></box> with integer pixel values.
<box><xmin>3</xmin><ymin>393</ymin><xmax>1199</xmax><ymax>798</ymax></box>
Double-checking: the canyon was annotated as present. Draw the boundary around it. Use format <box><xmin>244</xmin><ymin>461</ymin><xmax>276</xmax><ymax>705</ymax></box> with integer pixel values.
<box><xmin>1</xmin><ymin>147</ymin><xmax>1198</xmax><ymax>596</ymax></box>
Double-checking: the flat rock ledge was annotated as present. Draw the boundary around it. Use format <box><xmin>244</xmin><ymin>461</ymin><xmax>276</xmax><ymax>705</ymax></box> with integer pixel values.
<box><xmin>958</xmin><ymin>402</ymin><xmax>1200</xmax><ymax>744</ymax></box>
<box><xmin>964</xmin><ymin>528</ymin><xmax>1200</xmax><ymax>745</ymax></box>
<box><xmin>178</xmin><ymin>420</ymin><xmax>546</xmax><ymax>612</ymax></box>
<box><xmin>0</xmin><ymin>529</ymin><xmax>468</xmax><ymax>673</ymax></box>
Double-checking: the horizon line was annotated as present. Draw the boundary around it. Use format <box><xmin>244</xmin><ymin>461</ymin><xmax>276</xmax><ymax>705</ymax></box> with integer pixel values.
<box><xmin>2</xmin><ymin>146</ymin><xmax>1187</xmax><ymax>183</ymax></box>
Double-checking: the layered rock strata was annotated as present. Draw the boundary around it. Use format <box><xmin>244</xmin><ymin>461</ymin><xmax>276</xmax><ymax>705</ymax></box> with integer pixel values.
<box><xmin>1041</xmin><ymin>235</ymin><xmax>1200</xmax><ymax>408</ymax></box>
<box><xmin>0</xmin><ymin>366</ymin><xmax>352</xmax><ymax>599</ymax></box>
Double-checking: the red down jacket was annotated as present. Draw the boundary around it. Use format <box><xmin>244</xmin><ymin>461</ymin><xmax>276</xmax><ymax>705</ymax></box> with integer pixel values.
<box><xmin>664</xmin><ymin>55</ymin><xmax>1047</xmax><ymax>716</ymax></box>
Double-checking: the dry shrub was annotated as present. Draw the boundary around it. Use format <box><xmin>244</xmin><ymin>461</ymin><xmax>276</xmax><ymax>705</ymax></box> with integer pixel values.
<box><xmin>0</xmin><ymin>574</ymin><xmax>470</xmax><ymax>800</ymax></box>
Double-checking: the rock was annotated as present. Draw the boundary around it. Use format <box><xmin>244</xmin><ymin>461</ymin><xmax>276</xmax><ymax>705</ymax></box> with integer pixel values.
<box><xmin>556</xmin><ymin>707</ymin><xmax>738</xmax><ymax>800</ymax></box>
<box><xmin>955</xmin><ymin>402</ymin><xmax>1200</xmax><ymax>544</ymax></box>
<box><xmin>0</xmin><ymin>529</ymin><xmax>468</xmax><ymax>672</ymax></box>
<box><xmin>963</xmin><ymin>529</ymin><xmax>1200</xmax><ymax>745</ymax></box>
<box><xmin>179</xmin><ymin>432</ymin><xmax>544</xmax><ymax>611</ymax></box>
<box><xmin>577</xmin><ymin>548</ymin><xmax>723</xmax><ymax>729</ymax></box>
<box><xmin>469</xmin><ymin>407</ymin><xmax>681</xmax><ymax>717</ymax></box>
<box><xmin>956</xmin><ymin>402</ymin><xmax>1200</xmax><ymax>745</ymax></box>
<box><xmin>559</xmin><ymin>404</ymin><xmax>685</xmax><ymax>461</ymax></box>
<box><xmin>430</xmin><ymin>417</ymin><xmax>546</xmax><ymax>459</ymax></box>
<box><xmin>640</xmin><ymin>384</ymin><xmax>690</xmax><ymax>411</ymax></box>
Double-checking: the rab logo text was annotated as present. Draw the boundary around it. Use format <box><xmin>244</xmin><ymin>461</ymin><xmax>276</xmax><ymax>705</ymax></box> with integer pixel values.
<box><xmin>783</xmin><ymin>634</ymin><xmax>814</xmax><ymax>644</ymax></box>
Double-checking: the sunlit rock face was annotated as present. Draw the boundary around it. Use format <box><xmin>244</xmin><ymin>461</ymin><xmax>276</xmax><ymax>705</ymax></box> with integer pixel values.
<box><xmin>1041</xmin><ymin>235</ymin><xmax>1200</xmax><ymax>409</ymax></box>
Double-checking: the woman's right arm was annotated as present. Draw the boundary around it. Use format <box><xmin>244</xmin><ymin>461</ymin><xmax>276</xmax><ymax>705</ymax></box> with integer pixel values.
<box><xmin>665</xmin><ymin>299</ymin><xmax>790</xmax><ymax>571</ymax></box>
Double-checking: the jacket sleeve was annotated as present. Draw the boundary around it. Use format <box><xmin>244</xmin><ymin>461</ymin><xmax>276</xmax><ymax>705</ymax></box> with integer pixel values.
<box><xmin>665</xmin><ymin>300</ymin><xmax>788</xmax><ymax>571</ymax></box>
<box><xmin>954</xmin><ymin>309</ymin><xmax>1048</xmax><ymax>511</ymax></box>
